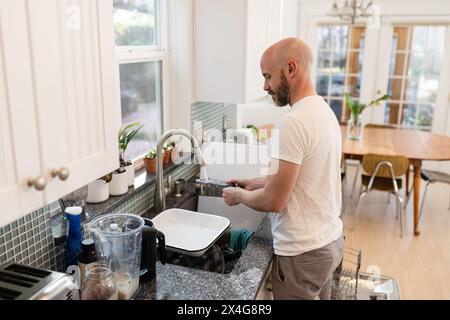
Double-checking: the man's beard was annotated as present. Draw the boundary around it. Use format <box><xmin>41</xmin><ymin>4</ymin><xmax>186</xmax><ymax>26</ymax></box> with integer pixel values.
<box><xmin>269</xmin><ymin>72</ymin><xmax>290</xmax><ymax>107</ymax></box>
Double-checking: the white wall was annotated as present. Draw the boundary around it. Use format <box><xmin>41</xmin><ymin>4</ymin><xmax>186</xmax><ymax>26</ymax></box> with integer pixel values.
<box><xmin>237</xmin><ymin>96</ymin><xmax>290</xmax><ymax>128</ymax></box>
<box><xmin>281</xmin><ymin>0</ymin><xmax>299</xmax><ymax>37</ymax></box>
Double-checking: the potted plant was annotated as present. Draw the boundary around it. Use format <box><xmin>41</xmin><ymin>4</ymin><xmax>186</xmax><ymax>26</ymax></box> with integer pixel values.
<box><xmin>163</xmin><ymin>143</ymin><xmax>172</xmax><ymax>167</ymax></box>
<box><xmin>109</xmin><ymin>167</ymin><xmax>128</xmax><ymax>196</ymax></box>
<box><xmin>344</xmin><ymin>93</ymin><xmax>389</xmax><ymax>141</ymax></box>
<box><xmin>118</xmin><ymin>122</ymin><xmax>144</xmax><ymax>186</ymax></box>
<box><xmin>144</xmin><ymin>149</ymin><xmax>159</xmax><ymax>173</ymax></box>
<box><xmin>86</xmin><ymin>173</ymin><xmax>112</xmax><ymax>203</ymax></box>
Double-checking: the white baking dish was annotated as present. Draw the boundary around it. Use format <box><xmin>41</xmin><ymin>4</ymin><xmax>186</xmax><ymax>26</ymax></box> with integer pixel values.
<box><xmin>152</xmin><ymin>208</ymin><xmax>231</xmax><ymax>257</ymax></box>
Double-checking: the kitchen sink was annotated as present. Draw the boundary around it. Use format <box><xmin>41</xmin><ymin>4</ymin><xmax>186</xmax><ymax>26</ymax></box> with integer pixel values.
<box><xmin>152</xmin><ymin>208</ymin><xmax>231</xmax><ymax>257</ymax></box>
<box><xmin>169</xmin><ymin>194</ymin><xmax>243</xmax><ymax>274</ymax></box>
<box><xmin>143</xmin><ymin>193</ymin><xmax>250</xmax><ymax>274</ymax></box>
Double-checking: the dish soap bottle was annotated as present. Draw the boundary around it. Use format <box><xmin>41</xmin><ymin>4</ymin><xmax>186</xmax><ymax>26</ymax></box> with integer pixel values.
<box><xmin>65</xmin><ymin>206</ymin><xmax>83</xmax><ymax>267</ymax></box>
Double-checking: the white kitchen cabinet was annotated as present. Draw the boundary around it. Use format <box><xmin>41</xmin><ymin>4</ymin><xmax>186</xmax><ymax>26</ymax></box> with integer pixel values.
<box><xmin>194</xmin><ymin>0</ymin><xmax>282</xmax><ymax>104</ymax></box>
<box><xmin>255</xmin><ymin>261</ymin><xmax>274</xmax><ymax>300</ymax></box>
<box><xmin>0</xmin><ymin>0</ymin><xmax>121</xmax><ymax>227</ymax></box>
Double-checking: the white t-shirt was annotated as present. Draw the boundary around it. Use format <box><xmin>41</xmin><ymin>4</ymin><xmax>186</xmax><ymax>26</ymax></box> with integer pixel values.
<box><xmin>270</xmin><ymin>95</ymin><xmax>343</xmax><ymax>256</ymax></box>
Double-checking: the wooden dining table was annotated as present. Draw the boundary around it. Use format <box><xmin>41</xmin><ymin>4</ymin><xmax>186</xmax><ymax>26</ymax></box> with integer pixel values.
<box><xmin>341</xmin><ymin>125</ymin><xmax>450</xmax><ymax>236</ymax></box>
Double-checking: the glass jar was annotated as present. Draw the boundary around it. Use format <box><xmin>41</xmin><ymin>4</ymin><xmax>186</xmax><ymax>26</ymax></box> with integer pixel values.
<box><xmin>77</xmin><ymin>238</ymin><xmax>98</xmax><ymax>283</ymax></box>
<box><xmin>347</xmin><ymin>116</ymin><xmax>363</xmax><ymax>141</ymax></box>
<box><xmin>81</xmin><ymin>262</ymin><xmax>118</xmax><ymax>300</ymax></box>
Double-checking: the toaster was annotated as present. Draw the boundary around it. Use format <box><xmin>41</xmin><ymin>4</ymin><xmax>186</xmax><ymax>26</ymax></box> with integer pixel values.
<box><xmin>0</xmin><ymin>263</ymin><xmax>79</xmax><ymax>300</ymax></box>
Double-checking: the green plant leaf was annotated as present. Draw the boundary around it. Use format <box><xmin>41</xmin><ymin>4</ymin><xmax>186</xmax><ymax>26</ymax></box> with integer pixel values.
<box><xmin>119</xmin><ymin>122</ymin><xmax>140</xmax><ymax>140</ymax></box>
<box><xmin>118</xmin><ymin>122</ymin><xmax>144</xmax><ymax>154</ymax></box>
<box><xmin>344</xmin><ymin>93</ymin><xmax>354</xmax><ymax>112</ymax></box>
<box><xmin>144</xmin><ymin>148</ymin><xmax>157</xmax><ymax>159</ymax></box>
<box><xmin>368</xmin><ymin>94</ymin><xmax>390</xmax><ymax>106</ymax></box>
<box><xmin>245</xmin><ymin>124</ymin><xmax>259</xmax><ymax>138</ymax></box>
<box><xmin>125</xmin><ymin>124</ymin><xmax>144</xmax><ymax>146</ymax></box>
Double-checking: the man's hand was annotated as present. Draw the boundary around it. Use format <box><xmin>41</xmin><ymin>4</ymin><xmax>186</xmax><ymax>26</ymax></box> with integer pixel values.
<box><xmin>224</xmin><ymin>159</ymin><xmax>300</xmax><ymax>213</ymax></box>
<box><xmin>222</xmin><ymin>187</ymin><xmax>243</xmax><ymax>206</ymax></box>
<box><xmin>227</xmin><ymin>177</ymin><xmax>266</xmax><ymax>191</ymax></box>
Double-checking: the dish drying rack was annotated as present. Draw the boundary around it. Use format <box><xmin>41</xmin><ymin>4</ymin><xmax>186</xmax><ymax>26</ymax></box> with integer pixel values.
<box><xmin>331</xmin><ymin>247</ymin><xmax>362</xmax><ymax>300</ymax></box>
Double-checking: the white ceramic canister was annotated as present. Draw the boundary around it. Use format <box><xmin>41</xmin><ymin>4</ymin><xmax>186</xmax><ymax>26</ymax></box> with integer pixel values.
<box><xmin>125</xmin><ymin>163</ymin><xmax>135</xmax><ymax>187</ymax></box>
<box><xmin>86</xmin><ymin>179</ymin><xmax>109</xmax><ymax>203</ymax></box>
<box><xmin>109</xmin><ymin>171</ymin><xmax>128</xmax><ymax>196</ymax></box>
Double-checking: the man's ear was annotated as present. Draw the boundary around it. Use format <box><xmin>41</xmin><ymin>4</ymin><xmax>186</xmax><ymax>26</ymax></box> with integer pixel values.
<box><xmin>286</xmin><ymin>61</ymin><xmax>297</xmax><ymax>78</ymax></box>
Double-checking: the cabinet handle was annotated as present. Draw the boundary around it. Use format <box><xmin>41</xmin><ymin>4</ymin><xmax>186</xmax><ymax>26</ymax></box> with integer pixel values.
<box><xmin>27</xmin><ymin>176</ymin><xmax>47</xmax><ymax>191</ymax></box>
<box><xmin>51</xmin><ymin>167</ymin><xmax>70</xmax><ymax>181</ymax></box>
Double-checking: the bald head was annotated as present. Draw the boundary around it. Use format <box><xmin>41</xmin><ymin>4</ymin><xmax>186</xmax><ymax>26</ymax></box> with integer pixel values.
<box><xmin>260</xmin><ymin>38</ymin><xmax>316</xmax><ymax>106</ymax></box>
<box><xmin>262</xmin><ymin>37</ymin><xmax>313</xmax><ymax>72</ymax></box>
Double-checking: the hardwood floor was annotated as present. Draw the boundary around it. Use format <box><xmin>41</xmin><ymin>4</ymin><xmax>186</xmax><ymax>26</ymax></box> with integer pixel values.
<box><xmin>341</xmin><ymin>167</ymin><xmax>450</xmax><ymax>300</ymax></box>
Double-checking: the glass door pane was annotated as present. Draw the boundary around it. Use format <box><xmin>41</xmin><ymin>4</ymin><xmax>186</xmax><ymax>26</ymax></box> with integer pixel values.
<box><xmin>316</xmin><ymin>25</ymin><xmax>365</xmax><ymax>122</ymax></box>
<box><xmin>384</xmin><ymin>25</ymin><xmax>446</xmax><ymax>130</ymax></box>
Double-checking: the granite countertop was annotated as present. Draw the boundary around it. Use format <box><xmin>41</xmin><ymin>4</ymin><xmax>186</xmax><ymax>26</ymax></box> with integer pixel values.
<box><xmin>135</xmin><ymin>200</ymin><xmax>274</xmax><ymax>300</ymax></box>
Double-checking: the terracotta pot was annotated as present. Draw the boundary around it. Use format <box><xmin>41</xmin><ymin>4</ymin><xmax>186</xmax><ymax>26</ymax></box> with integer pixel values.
<box><xmin>144</xmin><ymin>158</ymin><xmax>157</xmax><ymax>173</ymax></box>
<box><xmin>163</xmin><ymin>149</ymin><xmax>171</xmax><ymax>167</ymax></box>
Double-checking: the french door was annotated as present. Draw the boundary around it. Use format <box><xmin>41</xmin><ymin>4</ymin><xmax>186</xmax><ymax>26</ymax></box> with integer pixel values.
<box><xmin>313</xmin><ymin>22</ymin><xmax>450</xmax><ymax>134</ymax></box>
<box><xmin>371</xmin><ymin>23</ymin><xmax>450</xmax><ymax>133</ymax></box>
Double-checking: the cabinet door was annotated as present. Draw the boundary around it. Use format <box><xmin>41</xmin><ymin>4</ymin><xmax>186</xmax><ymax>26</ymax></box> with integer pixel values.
<box><xmin>194</xmin><ymin>0</ymin><xmax>247</xmax><ymax>103</ymax></box>
<box><xmin>245</xmin><ymin>0</ymin><xmax>281</xmax><ymax>102</ymax></box>
<box><xmin>0</xmin><ymin>0</ymin><xmax>45</xmax><ymax>225</ymax></box>
<box><xmin>26</xmin><ymin>0</ymin><xmax>121</xmax><ymax>203</ymax></box>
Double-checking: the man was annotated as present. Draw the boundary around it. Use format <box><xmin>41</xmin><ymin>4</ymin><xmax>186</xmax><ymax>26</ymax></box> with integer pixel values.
<box><xmin>222</xmin><ymin>38</ymin><xmax>344</xmax><ymax>300</ymax></box>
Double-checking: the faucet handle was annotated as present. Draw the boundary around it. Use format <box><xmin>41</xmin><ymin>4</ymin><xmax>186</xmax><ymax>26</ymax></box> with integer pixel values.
<box><xmin>164</xmin><ymin>175</ymin><xmax>173</xmax><ymax>197</ymax></box>
<box><xmin>166</xmin><ymin>175</ymin><xmax>172</xmax><ymax>186</ymax></box>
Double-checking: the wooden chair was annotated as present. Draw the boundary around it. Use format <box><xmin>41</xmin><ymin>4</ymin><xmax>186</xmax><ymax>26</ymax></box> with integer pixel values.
<box><xmin>354</xmin><ymin>154</ymin><xmax>410</xmax><ymax>237</ymax></box>
<box><xmin>350</xmin><ymin>123</ymin><xmax>399</xmax><ymax>197</ymax></box>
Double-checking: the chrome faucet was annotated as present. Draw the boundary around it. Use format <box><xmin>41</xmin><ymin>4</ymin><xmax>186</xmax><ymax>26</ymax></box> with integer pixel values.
<box><xmin>154</xmin><ymin>129</ymin><xmax>207</xmax><ymax>213</ymax></box>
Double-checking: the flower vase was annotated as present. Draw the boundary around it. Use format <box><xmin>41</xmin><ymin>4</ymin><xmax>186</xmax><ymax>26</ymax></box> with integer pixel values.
<box><xmin>347</xmin><ymin>116</ymin><xmax>363</xmax><ymax>141</ymax></box>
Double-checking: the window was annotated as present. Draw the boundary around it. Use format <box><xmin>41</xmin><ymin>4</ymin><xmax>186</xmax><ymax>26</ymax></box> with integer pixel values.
<box><xmin>316</xmin><ymin>25</ymin><xmax>366</xmax><ymax>121</ymax></box>
<box><xmin>114</xmin><ymin>0</ymin><xmax>166</xmax><ymax>161</ymax></box>
<box><xmin>385</xmin><ymin>25</ymin><xmax>446</xmax><ymax>130</ymax></box>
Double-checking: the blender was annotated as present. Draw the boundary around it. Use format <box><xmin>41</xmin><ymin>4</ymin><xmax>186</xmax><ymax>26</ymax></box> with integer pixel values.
<box><xmin>85</xmin><ymin>213</ymin><xmax>166</xmax><ymax>300</ymax></box>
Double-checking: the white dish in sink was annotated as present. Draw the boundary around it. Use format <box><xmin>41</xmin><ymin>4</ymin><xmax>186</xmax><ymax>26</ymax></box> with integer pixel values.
<box><xmin>152</xmin><ymin>208</ymin><xmax>231</xmax><ymax>257</ymax></box>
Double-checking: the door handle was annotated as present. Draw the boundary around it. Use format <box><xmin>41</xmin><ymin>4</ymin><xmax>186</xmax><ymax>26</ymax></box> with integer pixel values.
<box><xmin>51</xmin><ymin>167</ymin><xmax>70</xmax><ymax>181</ymax></box>
<box><xmin>27</xmin><ymin>176</ymin><xmax>47</xmax><ymax>191</ymax></box>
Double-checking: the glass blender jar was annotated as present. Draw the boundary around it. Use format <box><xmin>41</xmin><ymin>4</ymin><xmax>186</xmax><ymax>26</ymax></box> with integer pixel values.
<box><xmin>85</xmin><ymin>213</ymin><xmax>166</xmax><ymax>300</ymax></box>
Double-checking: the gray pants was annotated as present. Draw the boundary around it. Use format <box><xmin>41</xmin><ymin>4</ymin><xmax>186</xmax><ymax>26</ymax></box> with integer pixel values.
<box><xmin>271</xmin><ymin>235</ymin><xmax>344</xmax><ymax>300</ymax></box>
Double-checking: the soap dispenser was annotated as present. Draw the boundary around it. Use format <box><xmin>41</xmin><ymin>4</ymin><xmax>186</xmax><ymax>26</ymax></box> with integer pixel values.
<box><xmin>65</xmin><ymin>206</ymin><xmax>83</xmax><ymax>267</ymax></box>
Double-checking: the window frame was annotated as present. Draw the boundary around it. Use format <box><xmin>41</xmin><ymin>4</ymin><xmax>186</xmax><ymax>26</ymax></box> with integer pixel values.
<box><xmin>114</xmin><ymin>0</ymin><xmax>170</xmax><ymax>165</ymax></box>
<box><xmin>383</xmin><ymin>24</ymin><xmax>447</xmax><ymax>131</ymax></box>
<box><xmin>315</xmin><ymin>23</ymin><xmax>367</xmax><ymax>122</ymax></box>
